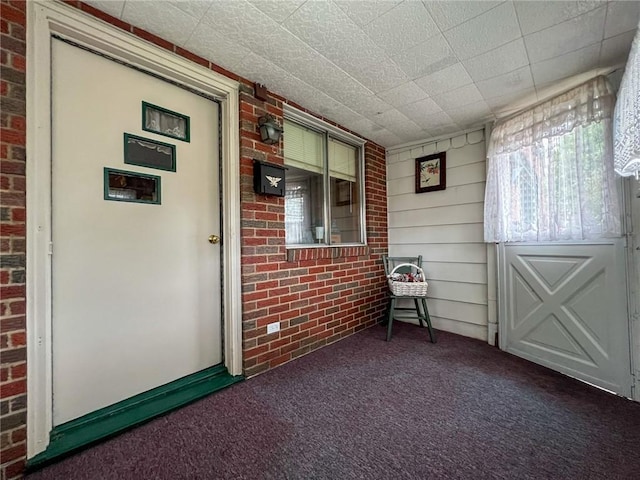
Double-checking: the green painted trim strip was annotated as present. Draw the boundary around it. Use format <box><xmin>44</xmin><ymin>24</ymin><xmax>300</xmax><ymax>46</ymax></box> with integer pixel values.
<box><xmin>27</xmin><ymin>365</ymin><xmax>243</xmax><ymax>470</ymax></box>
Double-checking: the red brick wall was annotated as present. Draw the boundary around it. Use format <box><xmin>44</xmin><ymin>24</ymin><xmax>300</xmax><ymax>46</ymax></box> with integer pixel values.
<box><xmin>1</xmin><ymin>1</ymin><xmax>28</xmax><ymax>478</ymax></box>
<box><xmin>238</xmin><ymin>85</ymin><xmax>388</xmax><ymax>377</ymax></box>
<box><xmin>0</xmin><ymin>2</ymin><xmax>388</xmax><ymax>477</ymax></box>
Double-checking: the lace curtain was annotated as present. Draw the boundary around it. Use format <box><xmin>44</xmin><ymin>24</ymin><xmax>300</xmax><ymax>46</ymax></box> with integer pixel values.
<box><xmin>613</xmin><ymin>19</ymin><xmax>640</xmax><ymax>178</ymax></box>
<box><xmin>484</xmin><ymin>76</ymin><xmax>621</xmax><ymax>242</ymax></box>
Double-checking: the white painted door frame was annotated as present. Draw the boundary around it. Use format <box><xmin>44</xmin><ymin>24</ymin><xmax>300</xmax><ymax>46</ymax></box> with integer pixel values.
<box><xmin>26</xmin><ymin>0</ymin><xmax>243</xmax><ymax>458</ymax></box>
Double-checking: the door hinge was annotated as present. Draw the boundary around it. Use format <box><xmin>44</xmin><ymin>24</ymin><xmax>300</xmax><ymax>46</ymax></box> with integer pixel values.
<box><xmin>48</xmin><ymin>242</ymin><xmax>53</xmax><ymax>255</ymax></box>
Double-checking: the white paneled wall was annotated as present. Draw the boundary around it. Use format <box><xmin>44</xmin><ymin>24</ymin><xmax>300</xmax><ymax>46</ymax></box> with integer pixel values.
<box><xmin>386</xmin><ymin>129</ymin><xmax>488</xmax><ymax>340</ymax></box>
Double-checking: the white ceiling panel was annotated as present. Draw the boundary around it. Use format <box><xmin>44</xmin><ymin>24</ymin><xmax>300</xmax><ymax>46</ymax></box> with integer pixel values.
<box><xmin>432</xmin><ymin>84</ymin><xmax>484</xmax><ymax>111</ymax></box>
<box><xmin>377</xmin><ymin>82</ymin><xmax>429</xmax><ymax>108</ymax></box>
<box><xmin>283</xmin><ymin>1</ymin><xmax>383</xmax><ymax>72</ymax></box>
<box><xmin>397</xmin><ymin>98</ymin><xmax>444</xmax><ymax>126</ymax></box>
<box><xmin>249</xmin><ymin>0</ymin><xmax>306</xmax><ymax>24</ymax></box>
<box><xmin>183</xmin><ymin>22</ymin><xmax>251</xmax><ymax>73</ymax></box>
<box><xmin>604</xmin><ymin>0</ymin><xmax>640</xmax><ymax>38</ymax></box>
<box><xmin>122</xmin><ymin>1</ymin><xmax>200</xmax><ymax>46</ymax></box>
<box><xmin>84</xmin><ymin>1</ymin><xmax>124</xmax><ymax>18</ymax></box>
<box><xmin>531</xmin><ymin>44</ymin><xmax>601</xmax><ymax>85</ymax></box>
<box><xmin>447</xmin><ymin>100</ymin><xmax>494</xmax><ymax>127</ymax></box>
<box><xmin>364</xmin><ymin>1</ymin><xmax>438</xmax><ymax>55</ymax></box>
<box><xmin>444</xmin><ymin>2</ymin><xmax>521</xmax><ymax>60</ymax></box>
<box><xmin>515</xmin><ymin>0</ymin><xmax>604</xmax><ymax>35</ymax></box>
<box><xmin>475</xmin><ymin>66</ymin><xmax>535</xmax><ymax>99</ymax></box>
<box><xmin>391</xmin><ymin>32</ymin><xmax>458</xmax><ymax>80</ymax></box>
<box><xmin>334</xmin><ymin>0</ymin><xmax>402</xmax><ymax>27</ymax></box>
<box><xmin>485</xmin><ymin>87</ymin><xmax>537</xmax><ymax>116</ymax></box>
<box><xmin>423</xmin><ymin>0</ymin><xmax>503</xmax><ymax>32</ymax></box>
<box><xmin>524</xmin><ymin>5</ymin><xmax>607</xmax><ymax>63</ymax></box>
<box><xmin>348</xmin><ymin>58</ymin><xmax>410</xmax><ymax>93</ymax></box>
<box><xmin>463</xmin><ymin>38</ymin><xmax>529</xmax><ymax>82</ymax></box>
<box><xmin>414</xmin><ymin>63</ymin><xmax>474</xmax><ymax>97</ymax></box>
<box><xmin>600</xmin><ymin>30</ymin><xmax>637</xmax><ymax>67</ymax></box>
<box><xmin>172</xmin><ymin>0</ymin><xmax>211</xmax><ymax>20</ymax></box>
<box><xmin>89</xmin><ymin>0</ymin><xmax>639</xmax><ymax>149</ymax></box>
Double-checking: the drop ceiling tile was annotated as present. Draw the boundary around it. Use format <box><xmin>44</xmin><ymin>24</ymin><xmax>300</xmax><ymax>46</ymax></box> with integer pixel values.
<box><xmin>122</xmin><ymin>1</ymin><xmax>200</xmax><ymax>46</ymax></box>
<box><xmin>444</xmin><ymin>2</ymin><xmax>521</xmax><ymax>60</ymax></box>
<box><xmin>400</xmin><ymin>108</ymin><xmax>454</xmax><ymax>131</ymax></box>
<box><xmin>414</xmin><ymin>63</ymin><xmax>474</xmax><ymax>97</ymax></box>
<box><xmin>605</xmin><ymin>0</ymin><xmax>640</xmax><ymax>39</ymax></box>
<box><xmin>387</xmin><ymin>120</ymin><xmax>428</xmax><ymax>140</ymax></box>
<box><xmin>397</xmin><ymin>98</ymin><xmax>443</xmax><ymax>123</ymax></box>
<box><xmin>184</xmin><ymin>12</ymin><xmax>252</xmax><ymax>71</ymax></box>
<box><xmin>446</xmin><ymin>100</ymin><xmax>493</xmax><ymax>126</ymax></box>
<box><xmin>423</xmin><ymin>1</ymin><xmax>503</xmax><ymax>31</ymax></box>
<box><xmin>377</xmin><ymin>82</ymin><xmax>429</xmax><ymax>108</ymax></box>
<box><xmin>348</xmin><ymin>58</ymin><xmax>410</xmax><ymax>93</ymax></box>
<box><xmin>476</xmin><ymin>66</ymin><xmax>535</xmax><ymax>99</ymax></box>
<box><xmin>600</xmin><ymin>30</ymin><xmax>637</xmax><ymax>67</ymax></box>
<box><xmin>370</xmin><ymin>109</ymin><xmax>414</xmax><ymax>129</ymax></box>
<box><xmin>283</xmin><ymin>1</ymin><xmax>383</xmax><ymax>71</ymax></box>
<box><xmin>486</xmin><ymin>87</ymin><xmax>537</xmax><ymax>116</ymax></box>
<box><xmin>514</xmin><ymin>1</ymin><xmax>604</xmax><ymax>35</ymax></box>
<box><xmin>462</xmin><ymin>38</ymin><xmax>529</xmax><ymax>82</ymax></box>
<box><xmin>531</xmin><ymin>44</ymin><xmax>601</xmax><ymax>85</ymax></box>
<box><xmin>432</xmin><ymin>84</ymin><xmax>484</xmax><ymax>111</ymax></box>
<box><xmin>392</xmin><ymin>32</ymin><xmax>458</xmax><ymax>80</ymax></box>
<box><xmin>334</xmin><ymin>0</ymin><xmax>402</xmax><ymax>27</ymax></box>
<box><xmin>364</xmin><ymin>1</ymin><xmax>438</xmax><ymax>56</ymax></box>
<box><xmin>369</xmin><ymin>130</ymin><xmax>404</xmax><ymax>147</ymax></box>
<box><xmin>172</xmin><ymin>1</ymin><xmax>212</xmax><ymax>20</ymax></box>
<box><xmin>84</xmin><ymin>1</ymin><xmax>124</xmax><ymax>18</ymax></box>
<box><xmin>341</xmin><ymin>94</ymin><xmax>395</xmax><ymax>118</ymax></box>
<box><xmin>191</xmin><ymin>1</ymin><xmax>278</xmax><ymax>54</ymax></box>
<box><xmin>524</xmin><ymin>6</ymin><xmax>606</xmax><ymax>63</ymax></box>
<box><xmin>249</xmin><ymin>0</ymin><xmax>306</xmax><ymax>24</ymax></box>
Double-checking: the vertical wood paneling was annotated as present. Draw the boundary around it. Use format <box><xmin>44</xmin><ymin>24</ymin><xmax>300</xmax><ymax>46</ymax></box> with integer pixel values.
<box><xmin>387</xmin><ymin>130</ymin><xmax>488</xmax><ymax>340</ymax></box>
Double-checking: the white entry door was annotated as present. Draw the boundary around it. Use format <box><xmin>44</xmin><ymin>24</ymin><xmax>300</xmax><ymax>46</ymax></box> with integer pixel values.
<box><xmin>500</xmin><ymin>242</ymin><xmax>632</xmax><ymax>397</ymax></box>
<box><xmin>51</xmin><ymin>39</ymin><xmax>222</xmax><ymax>425</ymax></box>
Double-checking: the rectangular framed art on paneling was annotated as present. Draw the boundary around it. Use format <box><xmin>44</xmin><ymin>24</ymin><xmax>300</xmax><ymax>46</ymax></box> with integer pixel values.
<box><xmin>415</xmin><ymin>152</ymin><xmax>446</xmax><ymax>193</ymax></box>
<box><xmin>124</xmin><ymin>133</ymin><xmax>176</xmax><ymax>172</ymax></box>
<box><xmin>142</xmin><ymin>101</ymin><xmax>190</xmax><ymax>142</ymax></box>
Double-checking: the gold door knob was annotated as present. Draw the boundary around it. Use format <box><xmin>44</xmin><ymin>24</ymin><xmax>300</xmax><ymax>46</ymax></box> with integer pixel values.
<box><xmin>208</xmin><ymin>234</ymin><xmax>220</xmax><ymax>244</ymax></box>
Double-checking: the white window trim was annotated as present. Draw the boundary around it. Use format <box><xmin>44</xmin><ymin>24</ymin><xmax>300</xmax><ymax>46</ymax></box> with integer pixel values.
<box><xmin>27</xmin><ymin>0</ymin><xmax>243</xmax><ymax>458</ymax></box>
<box><xmin>283</xmin><ymin>105</ymin><xmax>367</xmax><ymax>248</ymax></box>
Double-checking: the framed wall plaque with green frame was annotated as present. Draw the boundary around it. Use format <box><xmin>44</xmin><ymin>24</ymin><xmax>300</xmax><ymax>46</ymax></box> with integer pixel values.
<box><xmin>104</xmin><ymin>167</ymin><xmax>161</xmax><ymax>205</ymax></box>
<box><xmin>142</xmin><ymin>101</ymin><xmax>190</xmax><ymax>142</ymax></box>
<box><xmin>124</xmin><ymin>133</ymin><xmax>176</xmax><ymax>172</ymax></box>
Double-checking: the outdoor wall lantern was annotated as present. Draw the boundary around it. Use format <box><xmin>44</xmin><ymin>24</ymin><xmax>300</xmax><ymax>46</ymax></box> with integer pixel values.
<box><xmin>258</xmin><ymin>114</ymin><xmax>283</xmax><ymax>145</ymax></box>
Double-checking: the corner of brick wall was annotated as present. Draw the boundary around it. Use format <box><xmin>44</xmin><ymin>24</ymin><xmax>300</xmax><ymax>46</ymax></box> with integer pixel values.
<box><xmin>239</xmin><ymin>89</ymin><xmax>389</xmax><ymax>378</ymax></box>
<box><xmin>1</xmin><ymin>1</ymin><xmax>28</xmax><ymax>478</ymax></box>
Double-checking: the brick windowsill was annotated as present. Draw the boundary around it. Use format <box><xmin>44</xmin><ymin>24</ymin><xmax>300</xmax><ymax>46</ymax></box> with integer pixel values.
<box><xmin>286</xmin><ymin>246</ymin><xmax>370</xmax><ymax>262</ymax></box>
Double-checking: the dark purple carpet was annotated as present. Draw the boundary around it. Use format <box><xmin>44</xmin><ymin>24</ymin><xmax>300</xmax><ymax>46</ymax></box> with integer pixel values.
<box><xmin>28</xmin><ymin>323</ymin><xmax>640</xmax><ymax>479</ymax></box>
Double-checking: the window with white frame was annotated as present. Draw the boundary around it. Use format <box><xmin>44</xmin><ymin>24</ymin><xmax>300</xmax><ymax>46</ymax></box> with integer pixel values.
<box><xmin>283</xmin><ymin>117</ymin><xmax>364</xmax><ymax>246</ymax></box>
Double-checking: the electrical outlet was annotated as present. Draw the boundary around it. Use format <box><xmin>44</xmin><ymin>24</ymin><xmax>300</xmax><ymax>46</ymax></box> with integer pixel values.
<box><xmin>267</xmin><ymin>322</ymin><xmax>280</xmax><ymax>334</ymax></box>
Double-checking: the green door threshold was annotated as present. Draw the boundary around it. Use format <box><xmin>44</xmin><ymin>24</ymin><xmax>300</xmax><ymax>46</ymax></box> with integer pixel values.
<box><xmin>27</xmin><ymin>365</ymin><xmax>243</xmax><ymax>470</ymax></box>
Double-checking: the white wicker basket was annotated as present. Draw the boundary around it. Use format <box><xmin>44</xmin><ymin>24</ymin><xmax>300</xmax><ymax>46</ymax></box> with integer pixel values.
<box><xmin>387</xmin><ymin>263</ymin><xmax>428</xmax><ymax>296</ymax></box>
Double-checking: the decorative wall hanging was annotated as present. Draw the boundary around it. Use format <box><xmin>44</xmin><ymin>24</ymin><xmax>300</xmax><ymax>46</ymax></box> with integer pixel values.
<box><xmin>253</xmin><ymin>159</ymin><xmax>286</xmax><ymax>197</ymax></box>
<box><xmin>415</xmin><ymin>152</ymin><xmax>446</xmax><ymax>193</ymax></box>
<box><xmin>104</xmin><ymin>167</ymin><xmax>161</xmax><ymax>205</ymax></box>
<box><xmin>142</xmin><ymin>101</ymin><xmax>190</xmax><ymax>142</ymax></box>
<box><xmin>124</xmin><ymin>133</ymin><xmax>176</xmax><ymax>172</ymax></box>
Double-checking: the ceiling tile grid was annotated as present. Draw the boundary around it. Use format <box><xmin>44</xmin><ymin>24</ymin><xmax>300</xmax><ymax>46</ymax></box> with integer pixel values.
<box><xmin>84</xmin><ymin>0</ymin><xmax>639</xmax><ymax>148</ymax></box>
